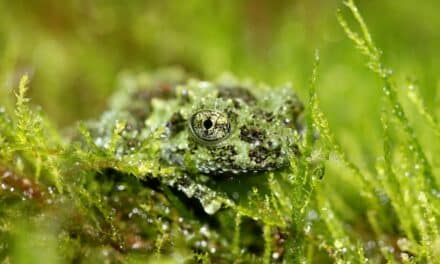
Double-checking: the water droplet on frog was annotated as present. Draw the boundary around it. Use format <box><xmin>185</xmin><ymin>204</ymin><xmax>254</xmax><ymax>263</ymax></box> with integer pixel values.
<box><xmin>201</xmin><ymin>199</ymin><xmax>222</xmax><ymax>215</ymax></box>
<box><xmin>179</xmin><ymin>185</ymin><xmax>196</xmax><ymax>198</ymax></box>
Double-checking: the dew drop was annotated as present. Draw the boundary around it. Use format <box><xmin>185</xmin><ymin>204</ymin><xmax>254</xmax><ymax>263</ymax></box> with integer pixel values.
<box><xmin>94</xmin><ymin>137</ymin><xmax>103</xmax><ymax>146</ymax></box>
<box><xmin>272</xmin><ymin>252</ymin><xmax>280</xmax><ymax>259</ymax></box>
<box><xmin>304</xmin><ymin>224</ymin><xmax>312</xmax><ymax>234</ymax></box>
<box><xmin>200</xmin><ymin>226</ymin><xmax>210</xmax><ymax>237</ymax></box>
<box><xmin>200</xmin><ymin>240</ymin><xmax>207</xmax><ymax>248</ymax></box>
<box><xmin>2</xmin><ymin>171</ymin><xmax>12</xmax><ymax>178</ymax></box>
<box><xmin>201</xmin><ymin>199</ymin><xmax>222</xmax><ymax>215</ymax></box>
<box><xmin>417</xmin><ymin>192</ymin><xmax>427</xmax><ymax>203</ymax></box>
<box><xmin>334</xmin><ymin>240</ymin><xmax>343</xmax><ymax>249</ymax></box>
<box><xmin>199</xmin><ymin>81</ymin><xmax>210</xmax><ymax>88</ymax></box>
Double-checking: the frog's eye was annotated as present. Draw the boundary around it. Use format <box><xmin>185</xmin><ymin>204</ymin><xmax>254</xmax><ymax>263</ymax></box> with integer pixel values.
<box><xmin>189</xmin><ymin>110</ymin><xmax>231</xmax><ymax>144</ymax></box>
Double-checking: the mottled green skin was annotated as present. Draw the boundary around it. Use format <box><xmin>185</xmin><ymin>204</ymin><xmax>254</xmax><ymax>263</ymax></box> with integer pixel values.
<box><xmin>159</xmin><ymin>80</ymin><xmax>303</xmax><ymax>175</ymax></box>
<box><xmin>98</xmin><ymin>71</ymin><xmax>303</xmax><ymax>174</ymax></box>
<box><xmin>88</xmin><ymin>69</ymin><xmax>304</xmax><ymax>214</ymax></box>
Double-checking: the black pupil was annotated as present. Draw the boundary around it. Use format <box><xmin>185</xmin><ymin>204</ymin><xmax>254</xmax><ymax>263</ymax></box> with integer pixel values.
<box><xmin>203</xmin><ymin>119</ymin><xmax>213</xmax><ymax>129</ymax></box>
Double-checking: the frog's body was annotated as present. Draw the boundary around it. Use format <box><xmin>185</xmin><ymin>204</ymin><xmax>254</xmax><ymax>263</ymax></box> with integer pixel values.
<box><xmin>88</xmin><ymin>69</ymin><xmax>305</xmax><ymax>214</ymax></box>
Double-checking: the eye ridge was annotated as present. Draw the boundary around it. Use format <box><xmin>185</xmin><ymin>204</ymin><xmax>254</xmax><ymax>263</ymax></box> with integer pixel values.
<box><xmin>189</xmin><ymin>109</ymin><xmax>231</xmax><ymax>144</ymax></box>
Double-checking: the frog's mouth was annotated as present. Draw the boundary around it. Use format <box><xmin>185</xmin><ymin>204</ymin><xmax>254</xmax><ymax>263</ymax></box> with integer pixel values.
<box><xmin>181</xmin><ymin>149</ymin><xmax>292</xmax><ymax>176</ymax></box>
<box><xmin>193</xmin><ymin>161</ymin><xmax>289</xmax><ymax>176</ymax></box>
<box><xmin>161</xmin><ymin>137</ymin><xmax>296</xmax><ymax>176</ymax></box>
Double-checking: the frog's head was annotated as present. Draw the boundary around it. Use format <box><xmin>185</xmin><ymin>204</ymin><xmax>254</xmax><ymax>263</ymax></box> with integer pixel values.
<box><xmin>159</xmin><ymin>80</ymin><xmax>304</xmax><ymax>175</ymax></box>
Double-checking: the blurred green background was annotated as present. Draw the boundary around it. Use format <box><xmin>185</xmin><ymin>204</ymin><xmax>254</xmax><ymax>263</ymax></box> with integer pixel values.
<box><xmin>0</xmin><ymin>0</ymin><xmax>439</xmax><ymax>194</ymax></box>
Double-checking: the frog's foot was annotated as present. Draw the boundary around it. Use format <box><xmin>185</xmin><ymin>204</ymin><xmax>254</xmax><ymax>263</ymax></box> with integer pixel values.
<box><xmin>163</xmin><ymin>174</ymin><xmax>234</xmax><ymax>215</ymax></box>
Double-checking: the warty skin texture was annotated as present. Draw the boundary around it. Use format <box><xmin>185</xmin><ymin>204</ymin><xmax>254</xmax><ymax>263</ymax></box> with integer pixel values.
<box><xmin>87</xmin><ymin>69</ymin><xmax>305</xmax><ymax>214</ymax></box>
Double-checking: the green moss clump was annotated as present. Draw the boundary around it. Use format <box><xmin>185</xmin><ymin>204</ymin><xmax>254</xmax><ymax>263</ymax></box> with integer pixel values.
<box><xmin>0</xmin><ymin>0</ymin><xmax>439</xmax><ymax>263</ymax></box>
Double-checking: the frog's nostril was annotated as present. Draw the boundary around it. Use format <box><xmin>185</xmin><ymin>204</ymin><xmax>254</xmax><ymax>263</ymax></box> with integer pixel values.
<box><xmin>203</xmin><ymin>119</ymin><xmax>213</xmax><ymax>129</ymax></box>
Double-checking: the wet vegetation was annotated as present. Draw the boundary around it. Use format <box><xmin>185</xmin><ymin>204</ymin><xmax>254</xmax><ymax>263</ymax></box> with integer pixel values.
<box><xmin>0</xmin><ymin>0</ymin><xmax>439</xmax><ymax>263</ymax></box>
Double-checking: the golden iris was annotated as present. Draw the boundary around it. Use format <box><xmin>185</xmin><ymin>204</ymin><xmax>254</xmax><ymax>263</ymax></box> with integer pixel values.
<box><xmin>189</xmin><ymin>110</ymin><xmax>231</xmax><ymax>144</ymax></box>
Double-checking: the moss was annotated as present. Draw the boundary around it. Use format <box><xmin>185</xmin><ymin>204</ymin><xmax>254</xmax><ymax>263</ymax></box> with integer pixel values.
<box><xmin>1</xmin><ymin>0</ymin><xmax>439</xmax><ymax>263</ymax></box>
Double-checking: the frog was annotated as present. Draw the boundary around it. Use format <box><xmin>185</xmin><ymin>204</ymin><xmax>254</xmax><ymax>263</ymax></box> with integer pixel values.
<box><xmin>85</xmin><ymin>68</ymin><xmax>305</xmax><ymax>216</ymax></box>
